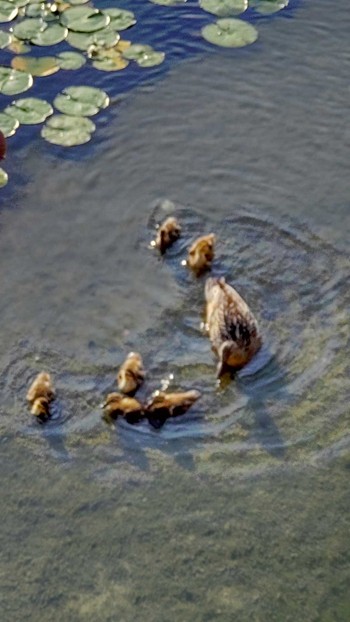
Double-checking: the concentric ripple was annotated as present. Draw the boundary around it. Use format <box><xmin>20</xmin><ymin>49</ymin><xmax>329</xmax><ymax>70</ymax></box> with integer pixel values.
<box><xmin>0</xmin><ymin>202</ymin><xmax>349</xmax><ymax>481</ymax></box>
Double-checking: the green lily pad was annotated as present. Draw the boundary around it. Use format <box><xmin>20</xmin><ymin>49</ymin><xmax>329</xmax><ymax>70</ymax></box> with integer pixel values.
<box><xmin>251</xmin><ymin>0</ymin><xmax>288</xmax><ymax>15</ymax></box>
<box><xmin>67</xmin><ymin>27</ymin><xmax>119</xmax><ymax>50</ymax></box>
<box><xmin>0</xmin><ymin>29</ymin><xmax>11</xmax><ymax>48</ymax></box>
<box><xmin>0</xmin><ymin>112</ymin><xmax>19</xmax><ymax>137</ymax></box>
<box><xmin>122</xmin><ymin>44</ymin><xmax>165</xmax><ymax>67</ymax></box>
<box><xmin>11</xmin><ymin>55</ymin><xmax>60</xmax><ymax>76</ymax></box>
<box><xmin>0</xmin><ymin>66</ymin><xmax>33</xmax><ymax>95</ymax></box>
<box><xmin>11</xmin><ymin>0</ymin><xmax>30</xmax><ymax>6</ymax></box>
<box><xmin>13</xmin><ymin>18</ymin><xmax>45</xmax><ymax>40</ymax></box>
<box><xmin>0</xmin><ymin>1</ymin><xmax>18</xmax><ymax>22</ymax></box>
<box><xmin>149</xmin><ymin>0</ymin><xmax>187</xmax><ymax>5</ymax></box>
<box><xmin>41</xmin><ymin>114</ymin><xmax>95</xmax><ymax>146</ymax></box>
<box><xmin>0</xmin><ymin>166</ymin><xmax>8</xmax><ymax>187</ymax></box>
<box><xmin>31</xmin><ymin>23</ymin><xmax>68</xmax><ymax>46</ymax></box>
<box><xmin>54</xmin><ymin>85</ymin><xmax>109</xmax><ymax>117</ymax></box>
<box><xmin>66</xmin><ymin>0</ymin><xmax>90</xmax><ymax>4</ymax></box>
<box><xmin>56</xmin><ymin>50</ymin><xmax>86</xmax><ymax>69</ymax></box>
<box><xmin>7</xmin><ymin>36</ymin><xmax>31</xmax><ymax>54</ymax></box>
<box><xmin>91</xmin><ymin>46</ymin><xmax>129</xmax><ymax>72</ymax></box>
<box><xmin>201</xmin><ymin>18</ymin><xmax>258</xmax><ymax>47</ymax></box>
<box><xmin>60</xmin><ymin>6</ymin><xmax>110</xmax><ymax>33</ymax></box>
<box><xmin>4</xmin><ymin>97</ymin><xmax>53</xmax><ymax>124</ymax></box>
<box><xmin>25</xmin><ymin>2</ymin><xmax>57</xmax><ymax>20</ymax></box>
<box><xmin>102</xmin><ymin>8</ymin><xmax>136</xmax><ymax>31</ymax></box>
<box><xmin>199</xmin><ymin>0</ymin><xmax>248</xmax><ymax>17</ymax></box>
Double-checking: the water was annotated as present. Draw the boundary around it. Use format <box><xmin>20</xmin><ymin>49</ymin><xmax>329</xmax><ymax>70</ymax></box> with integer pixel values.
<box><xmin>0</xmin><ymin>1</ymin><xmax>349</xmax><ymax>620</ymax></box>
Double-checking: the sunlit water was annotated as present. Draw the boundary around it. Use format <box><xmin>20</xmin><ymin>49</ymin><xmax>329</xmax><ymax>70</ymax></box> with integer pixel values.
<box><xmin>0</xmin><ymin>1</ymin><xmax>349</xmax><ymax>621</ymax></box>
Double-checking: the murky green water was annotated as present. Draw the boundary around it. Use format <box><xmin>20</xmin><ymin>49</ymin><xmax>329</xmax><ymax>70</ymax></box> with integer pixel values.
<box><xmin>0</xmin><ymin>0</ymin><xmax>349</xmax><ymax>620</ymax></box>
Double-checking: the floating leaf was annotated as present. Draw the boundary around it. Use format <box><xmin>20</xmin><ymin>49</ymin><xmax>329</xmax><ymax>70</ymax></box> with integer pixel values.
<box><xmin>31</xmin><ymin>23</ymin><xmax>68</xmax><ymax>46</ymax></box>
<box><xmin>54</xmin><ymin>85</ymin><xmax>109</xmax><ymax>117</ymax></box>
<box><xmin>251</xmin><ymin>0</ymin><xmax>288</xmax><ymax>15</ymax></box>
<box><xmin>0</xmin><ymin>66</ymin><xmax>33</xmax><ymax>95</ymax></box>
<box><xmin>0</xmin><ymin>1</ymin><xmax>18</xmax><ymax>22</ymax></box>
<box><xmin>13</xmin><ymin>18</ymin><xmax>44</xmax><ymax>40</ymax></box>
<box><xmin>67</xmin><ymin>26</ymin><xmax>119</xmax><ymax>50</ymax></box>
<box><xmin>0</xmin><ymin>166</ymin><xmax>8</xmax><ymax>187</ymax></box>
<box><xmin>11</xmin><ymin>0</ymin><xmax>30</xmax><ymax>6</ymax></box>
<box><xmin>102</xmin><ymin>8</ymin><xmax>136</xmax><ymax>31</ymax></box>
<box><xmin>7</xmin><ymin>36</ymin><xmax>30</xmax><ymax>54</ymax></box>
<box><xmin>56</xmin><ymin>50</ymin><xmax>86</xmax><ymax>69</ymax></box>
<box><xmin>199</xmin><ymin>0</ymin><xmax>248</xmax><ymax>17</ymax></box>
<box><xmin>115</xmin><ymin>39</ymin><xmax>131</xmax><ymax>53</ymax></box>
<box><xmin>201</xmin><ymin>18</ymin><xmax>258</xmax><ymax>47</ymax></box>
<box><xmin>4</xmin><ymin>97</ymin><xmax>53</xmax><ymax>124</ymax></box>
<box><xmin>11</xmin><ymin>55</ymin><xmax>60</xmax><ymax>76</ymax></box>
<box><xmin>0</xmin><ymin>29</ymin><xmax>11</xmax><ymax>48</ymax></box>
<box><xmin>41</xmin><ymin>113</ymin><xmax>95</xmax><ymax>146</ymax></box>
<box><xmin>25</xmin><ymin>2</ymin><xmax>57</xmax><ymax>20</ymax></box>
<box><xmin>65</xmin><ymin>0</ymin><xmax>90</xmax><ymax>4</ymax></box>
<box><xmin>0</xmin><ymin>112</ymin><xmax>19</xmax><ymax>137</ymax></box>
<box><xmin>60</xmin><ymin>6</ymin><xmax>110</xmax><ymax>33</ymax></box>
<box><xmin>122</xmin><ymin>43</ymin><xmax>165</xmax><ymax>67</ymax></box>
<box><xmin>149</xmin><ymin>0</ymin><xmax>187</xmax><ymax>5</ymax></box>
<box><xmin>91</xmin><ymin>46</ymin><xmax>129</xmax><ymax>72</ymax></box>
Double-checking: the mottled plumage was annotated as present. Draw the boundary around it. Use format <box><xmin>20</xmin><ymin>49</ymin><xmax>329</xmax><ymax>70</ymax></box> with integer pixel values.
<box><xmin>102</xmin><ymin>392</ymin><xmax>144</xmax><ymax>423</ymax></box>
<box><xmin>145</xmin><ymin>390</ymin><xmax>201</xmax><ymax>419</ymax></box>
<box><xmin>26</xmin><ymin>371</ymin><xmax>55</xmax><ymax>420</ymax></box>
<box><xmin>117</xmin><ymin>352</ymin><xmax>145</xmax><ymax>395</ymax></box>
<box><xmin>187</xmin><ymin>233</ymin><xmax>216</xmax><ymax>275</ymax></box>
<box><xmin>205</xmin><ymin>277</ymin><xmax>262</xmax><ymax>377</ymax></box>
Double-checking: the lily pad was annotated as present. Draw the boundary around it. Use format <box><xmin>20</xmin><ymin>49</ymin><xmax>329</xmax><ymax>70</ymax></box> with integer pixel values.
<box><xmin>56</xmin><ymin>50</ymin><xmax>86</xmax><ymax>69</ymax></box>
<box><xmin>4</xmin><ymin>97</ymin><xmax>53</xmax><ymax>124</ymax></box>
<box><xmin>199</xmin><ymin>0</ymin><xmax>248</xmax><ymax>17</ymax></box>
<box><xmin>0</xmin><ymin>29</ymin><xmax>11</xmax><ymax>48</ymax></box>
<box><xmin>0</xmin><ymin>1</ymin><xmax>18</xmax><ymax>22</ymax></box>
<box><xmin>67</xmin><ymin>27</ymin><xmax>119</xmax><ymax>50</ymax></box>
<box><xmin>11</xmin><ymin>55</ymin><xmax>60</xmax><ymax>76</ymax></box>
<box><xmin>60</xmin><ymin>6</ymin><xmax>110</xmax><ymax>33</ymax></box>
<box><xmin>201</xmin><ymin>18</ymin><xmax>258</xmax><ymax>47</ymax></box>
<box><xmin>11</xmin><ymin>0</ymin><xmax>30</xmax><ymax>6</ymax></box>
<box><xmin>13</xmin><ymin>18</ymin><xmax>44</xmax><ymax>40</ymax></box>
<box><xmin>0</xmin><ymin>66</ymin><xmax>33</xmax><ymax>95</ymax></box>
<box><xmin>251</xmin><ymin>0</ymin><xmax>288</xmax><ymax>14</ymax></box>
<box><xmin>91</xmin><ymin>47</ymin><xmax>129</xmax><ymax>72</ymax></box>
<box><xmin>122</xmin><ymin>44</ymin><xmax>165</xmax><ymax>67</ymax></box>
<box><xmin>54</xmin><ymin>85</ymin><xmax>109</xmax><ymax>116</ymax></box>
<box><xmin>7</xmin><ymin>37</ymin><xmax>31</xmax><ymax>54</ymax></box>
<box><xmin>0</xmin><ymin>166</ymin><xmax>8</xmax><ymax>187</ymax></box>
<box><xmin>25</xmin><ymin>2</ymin><xmax>57</xmax><ymax>20</ymax></box>
<box><xmin>41</xmin><ymin>113</ymin><xmax>95</xmax><ymax>146</ymax></box>
<box><xmin>31</xmin><ymin>23</ymin><xmax>68</xmax><ymax>46</ymax></box>
<box><xmin>102</xmin><ymin>8</ymin><xmax>136</xmax><ymax>31</ymax></box>
<box><xmin>0</xmin><ymin>112</ymin><xmax>19</xmax><ymax>137</ymax></box>
<box><xmin>65</xmin><ymin>0</ymin><xmax>90</xmax><ymax>4</ymax></box>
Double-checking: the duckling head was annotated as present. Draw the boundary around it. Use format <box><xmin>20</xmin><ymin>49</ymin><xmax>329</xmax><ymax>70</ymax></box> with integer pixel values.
<box><xmin>155</xmin><ymin>217</ymin><xmax>181</xmax><ymax>254</ymax></box>
<box><xmin>187</xmin><ymin>234</ymin><xmax>216</xmax><ymax>275</ymax></box>
<box><xmin>31</xmin><ymin>397</ymin><xmax>51</xmax><ymax>421</ymax></box>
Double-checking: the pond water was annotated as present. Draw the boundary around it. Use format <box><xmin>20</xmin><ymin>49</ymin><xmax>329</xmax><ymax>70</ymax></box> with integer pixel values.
<box><xmin>0</xmin><ymin>1</ymin><xmax>349</xmax><ymax>620</ymax></box>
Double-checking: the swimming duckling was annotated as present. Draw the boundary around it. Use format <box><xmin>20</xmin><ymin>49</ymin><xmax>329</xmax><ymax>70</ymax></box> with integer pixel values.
<box><xmin>102</xmin><ymin>392</ymin><xmax>144</xmax><ymax>423</ymax></box>
<box><xmin>205</xmin><ymin>276</ymin><xmax>262</xmax><ymax>378</ymax></box>
<box><xmin>117</xmin><ymin>352</ymin><xmax>145</xmax><ymax>395</ymax></box>
<box><xmin>146</xmin><ymin>389</ymin><xmax>201</xmax><ymax>423</ymax></box>
<box><xmin>26</xmin><ymin>371</ymin><xmax>55</xmax><ymax>421</ymax></box>
<box><xmin>186</xmin><ymin>233</ymin><xmax>216</xmax><ymax>275</ymax></box>
<box><xmin>154</xmin><ymin>216</ymin><xmax>181</xmax><ymax>254</ymax></box>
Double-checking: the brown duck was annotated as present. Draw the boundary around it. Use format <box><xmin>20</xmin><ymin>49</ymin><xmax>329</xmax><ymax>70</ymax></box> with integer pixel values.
<box><xmin>154</xmin><ymin>216</ymin><xmax>181</xmax><ymax>254</ymax></box>
<box><xmin>186</xmin><ymin>234</ymin><xmax>216</xmax><ymax>275</ymax></box>
<box><xmin>26</xmin><ymin>371</ymin><xmax>55</xmax><ymax>420</ymax></box>
<box><xmin>117</xmin><ymin>352</ymin><xmax>145</xmax><ymax>395</ymax></box>
<box><xmin>205</xmin><ymin>276</ymin><xmax>262</xmax><ymax>377</ymax></box>
<box><xmin>102</xmin><ymin>392</ymin><xmax>144</xmax><ymax>423</ymax></box>
<box><xmin>146</xmin><ymin>389</ymin><xmax>201</xmax><ymax>420</ymax></box>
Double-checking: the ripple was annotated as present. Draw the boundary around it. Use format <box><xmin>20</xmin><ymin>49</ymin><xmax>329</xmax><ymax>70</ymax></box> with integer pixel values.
<box><xmin>0</xmin><ymin>202</ymin><xmax>349</xmax><ymax>479</ymax></box>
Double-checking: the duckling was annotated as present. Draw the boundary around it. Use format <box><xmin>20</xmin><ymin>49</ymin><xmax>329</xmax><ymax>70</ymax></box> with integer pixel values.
<box><xmin>186</xmin><ymin>233</ymin><xmax>216</xmax><ymax>275</ymax></box>
<box><xmin>101</xmin><ymin>392</ymin><xmax>144</xmax><ymax>423</ymax></box>
<box><xmin>145</xmin><ymin>389</ymin><xmax>201</xmax><ymax>422</ymax></box>
<box><xmin>205</xmin><ymin>276</ymin><xmax>262</xmax><ymax>378</ymax></box>
<box><xmin>154</xmin><ymin>216</ymin><xmax>181</xmax><ymax>254</ymax></box>
<box><xmin>26</xmin><ymin>371</ymin><xmax>55</xmax><ymax>421</ymax></box>
<box><xmin>117</xmin><ymin>352</ymin><xmax>145</xmax><ymax>395</ymax></box>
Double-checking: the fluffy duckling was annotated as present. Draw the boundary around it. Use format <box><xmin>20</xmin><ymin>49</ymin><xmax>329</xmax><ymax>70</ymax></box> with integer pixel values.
<box><xmin>102</xmin><ymin>392</ymin><xmax>144</xmax><ymax>423</ymax></box>
<box><xmin>186</xmin><ymin>233</ymin><xmax>216</xmax><ymax>275</ymax></box>
<box><xmin>154</xmin><ymin>216</ymin><xmax>181</xmax><ymax>254</ymax></box>
<box><xmin>117</xmin><ymin>352</ymin><xmax>145</xmax><ymax>395</ymax></box>
<box><xmin>146</xmin><ymin>389</ymin><xmax>201</xmax><ymax>421</ymax></box>
<box><xmin>26</xmin><ymin>371</ymin><xmax>55</xmax><ymax>421</ymax></box>
<box><xmin>205</xmin><ymin>277</ymin><xmax>262</xmax><ymax>377</ymax></box>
